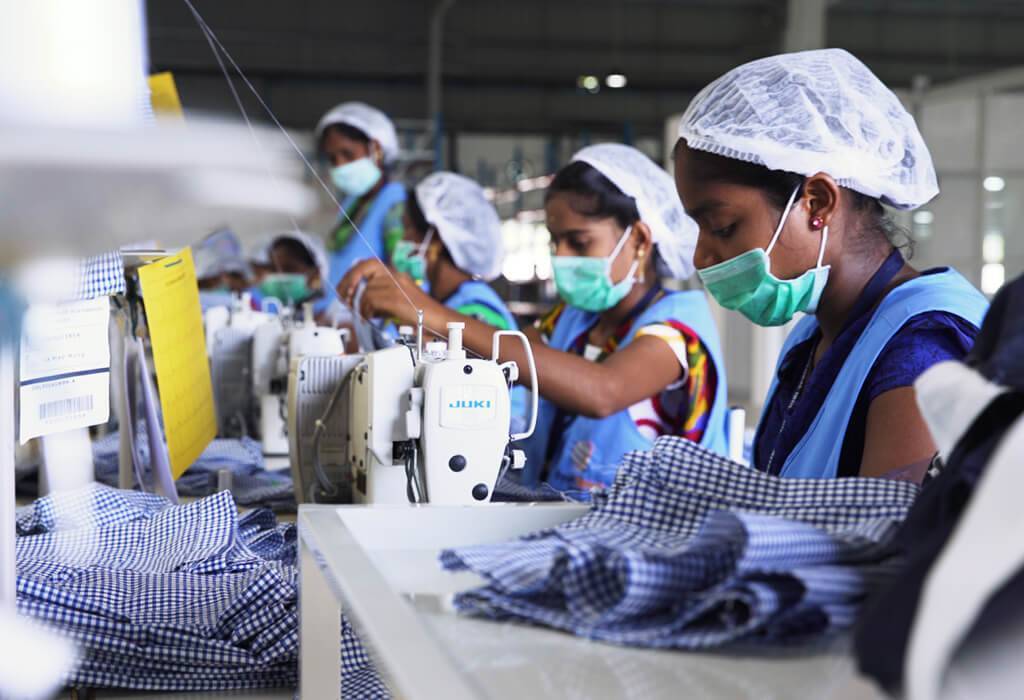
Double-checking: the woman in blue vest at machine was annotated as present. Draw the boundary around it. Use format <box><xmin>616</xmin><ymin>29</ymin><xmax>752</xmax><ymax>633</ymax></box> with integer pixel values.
<box><xmin>340</xmin><ymin>143</ymin><xmax>730</xmax><ymax>492</ymax></box>
<box><xmin>339</xmin><ymin>171</ymin><xmax>528</xmax><ymax>423</ymax></box>
<box><xmin>673</xmin><ymin>48</ymin><xmax>989</xmax><ymax>482</ymax></box>
<box><xmin>315</xmin><ymin>101</ymin><xmax>406</xmax><ymax>288</ymax></box>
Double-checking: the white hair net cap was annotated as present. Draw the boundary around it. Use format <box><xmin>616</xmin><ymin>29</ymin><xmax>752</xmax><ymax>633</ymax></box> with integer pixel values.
<box><xmin>248</xmin><ymin>235</ymin><xmax>273</xmax><ymax>267</ymax></box>
<box><xmin>678</xmin><ymin>48</ymin><xmax>937</xmax><ymax>211</ymax></box>
<box><xmin>193</xmin><ymin>228</ymin><xmax>249</xmax><ymax>280</ymax></box>
<box><xmin>315</xmin><ymin>101</ymin><xmax>399</xmax><ymax>165</ymax></box>
<box><xmin>414</xmin><ymin>172</ymin><xmax>505</xmax><ymax>281</ymax></box>
<box><xmin>270</xmin><ymin>231</ymin><xmax>331</xmax><ymax>285</ymax></box>
<box><xmin>572</xmin><ymin>143</ymin><xmax>698</xmax><ymax>280</ymax></box>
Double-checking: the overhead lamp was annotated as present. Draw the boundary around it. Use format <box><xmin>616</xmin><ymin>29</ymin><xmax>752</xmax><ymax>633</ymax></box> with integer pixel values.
<box><xmin>577</xmin><ymin>75</ymin><xmax>600</xmax><ymax>94</ymax></box>
<box><xmin>984</xmin><ymin>176</ymin><xmax>1006</xmax><ymax>193</ymax></box>
<box><xmin>605</xmin><ymin>73</ymin><xmax>628</xmax><ymax>89</ymax></box>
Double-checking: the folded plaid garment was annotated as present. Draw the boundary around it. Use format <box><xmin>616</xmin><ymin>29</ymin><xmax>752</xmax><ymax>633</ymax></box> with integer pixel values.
<box><xmin>16</xmin><ymin>484</ymin><xmax>298</xmax><ymax>691</ymax></box>
<box><xmin>441</xmin><ymin>437</ymin><xmax>919</xmax><ymax>649</ymax></box>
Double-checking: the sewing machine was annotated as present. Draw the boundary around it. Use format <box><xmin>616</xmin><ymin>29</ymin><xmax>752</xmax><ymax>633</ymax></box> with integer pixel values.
<box><xmin>252</xmin><ymin>305</ymin><xmax>345</xmax><ymax>456</ymax></box>
<box><xmin>288</xmin><ymin>321</ymin><xmax>537</xmax><ymax>506</ymax></box>
<box><xmin>206</xmin><ymin>296</ymin><xmax>276</xmax><ymax>438</ymax></box>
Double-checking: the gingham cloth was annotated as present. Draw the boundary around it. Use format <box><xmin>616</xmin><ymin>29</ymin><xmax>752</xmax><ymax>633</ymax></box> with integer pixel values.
<box><xmin>341</xmin><ymin>614</ymin><xmax>391</xmax><ymax>698</ymax></box>
<box><xmin>74</xmin><ymin>251</ymin><xmax>126</xmax><ymax>300</ymax></box>
<box><xmin>16</xmin><ymin>484</ymin><xmax>299</xmax><ymax>691</ymax></box>
<box><xmin>89</xmin><ymin>430</ymin><xmax>295</xmax><ymax>510</ymax></box>
<box><xmin>441</xmin><ymin>436</ymin><xmax>920</xmax><ymax>649</ymax></box>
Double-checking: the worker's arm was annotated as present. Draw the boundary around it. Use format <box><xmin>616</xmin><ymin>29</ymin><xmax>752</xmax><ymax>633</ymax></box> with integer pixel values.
<box><xmin>338</xmin><ymin>259</ymin><xmax>683</xmax><ymax>419</ymax></box>
<box><xmin>859</xmin><ymin>386</ymin><xmax>937</xmax><ymax>481</ymax></box>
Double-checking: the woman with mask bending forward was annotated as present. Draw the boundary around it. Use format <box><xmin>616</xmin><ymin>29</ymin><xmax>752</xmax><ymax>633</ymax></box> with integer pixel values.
<box><xmin>340</xmin><ymin>143</ymin><xmax>729</xmax><ymax>492</ymax></box>
<box><xmin>674</xmin><ymin>48</ymin><xmax>989</xmax><ymax>482</ymax></box>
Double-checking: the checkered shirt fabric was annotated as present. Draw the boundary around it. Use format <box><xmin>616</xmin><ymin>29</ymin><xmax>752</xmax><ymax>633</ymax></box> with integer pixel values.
<box><xmin>90</xmin><ymin>430</ymin><xmax>295</xmax><ymax>509</ymax></box>
<box><xmin>74</xmin><ymin>251</ymin><xmax>126</xmax><ymax>300</ymax></box>
<box><xmin>441</xmin><ymin>436</ymin><xmax>919</xmax><ymax>649</ymax></box>
<box><xmin>16</xmin><ymin>484</ymin><xmax>299</xmax><ymax>691</ymax></box>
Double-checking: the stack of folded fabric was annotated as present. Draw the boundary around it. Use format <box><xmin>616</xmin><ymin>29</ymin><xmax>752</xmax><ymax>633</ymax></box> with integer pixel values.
<box><xmin>16</xmin><ymin>484</ymin><xmax>299</xmax><ymax>692</ymax></box>
<box><xmin>90</xmin><ymin>430</ymin><xmax>295</xmax><ymax>509</ymax></box>
<box><xmin>441</xmin><ymin>437</ymin><xmax>920</xmax><ymax>649</ymax></box>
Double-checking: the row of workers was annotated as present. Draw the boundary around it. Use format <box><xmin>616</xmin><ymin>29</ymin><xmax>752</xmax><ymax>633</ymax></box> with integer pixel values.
<box><xmin>246</xmin><ymin>47</ymin><xmax>990</xmax><ymax>491</ymax></box>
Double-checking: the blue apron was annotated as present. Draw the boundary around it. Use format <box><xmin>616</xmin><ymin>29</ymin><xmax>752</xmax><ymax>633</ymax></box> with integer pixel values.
<box><xmin>443</xmin><ymin>279</ymin><xmax>517</xmax><ymax>330</ymax></box>
<box><xmin>327</xmin><ymin>181</ymin><xmax>406</xmax><ymax>289</ymax></box>
<box><xmin>759</xmin><ymin>268</ymin><xmax>989</xmax><ymax>479</ymax></box>
<box><xmin>444</xmin><ymin>280</ymin><xmax>529</xmax><ymax>430</ymax></box>
<box><xmin>522</xmin><ymin>289</ymin><xmax>729</xmax><ymax>490</ymax></box>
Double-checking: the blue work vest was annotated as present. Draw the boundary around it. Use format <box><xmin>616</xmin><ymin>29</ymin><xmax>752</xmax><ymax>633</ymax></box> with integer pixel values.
<box><xmin>327</xmin><ymin>181</ymin><xmax>406</xmax><ymax>289</ymax></box>
<box><xmin>444</xmin><ymin>279</ymin><xmax>529</xmax><ymax>431</ymax></box>
<box><xmin>443</xmin><ymin>280</ymin><xmax>518</xmax><ymax>330</ymax></box>
<box><xmin>521</xmin><ymin>290</ymin><xmax>730</xmax><ymax>490</ymax></box>
<box><xmin>759</xmin><ymin>268</ymin><xmax>989</xmax><ymax>479</ymax></box>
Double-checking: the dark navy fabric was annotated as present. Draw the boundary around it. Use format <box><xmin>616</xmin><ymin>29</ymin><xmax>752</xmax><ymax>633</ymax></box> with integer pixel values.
<box><xmin>442</xmin><ymin>437</ymin><xmax>919</xmax><ymax>649</ymax></box>
<box><xmin>755</xmin><ymin>251</ymin><xmax>979</xmax><ymax>477</ymax></box>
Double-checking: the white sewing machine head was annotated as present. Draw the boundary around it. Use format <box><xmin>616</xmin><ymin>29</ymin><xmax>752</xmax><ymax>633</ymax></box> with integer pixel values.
<box><xmin>290</xmin><ymin>321</ymin><xmax>537</xmax><ymax>506</ymax></box>
<box><xmin>250</xmin><ymin>304</ymin><xmax>345</xmax><ymax>456</ymax></box>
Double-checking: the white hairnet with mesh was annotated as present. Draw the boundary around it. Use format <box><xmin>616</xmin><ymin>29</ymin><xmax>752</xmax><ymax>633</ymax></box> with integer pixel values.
<box><xmin>572</xmin><ymin>143</ymin><xmax>698</xmax><ymax>280</ymax></box>
<box><xmin>193</xmin><ymin>228</ymin><xmax>248</xmax><ymax>280</ymax></box>
<box><xmin>247</xmin><ymin>235</ymin><xmax>274</xmax><ymax>267</ymax></box>
<box><xmin>415</xmin><ymin>172</ymin><xmax>504</xmax><ymax>281</ymax></box>
<box><xmin>270</xmin><ymin>231</ymin><xmax>331</xmax><ymax>285</ymax></box>
<box><xmin>678</xmin><ymin>48</ymin><xmax>937</xmax><ymax>210</ymax></box>
<box><xmin>315</xmin><ymin>101</ymin><xmax>399</xmax><ymax>165</ymax></box>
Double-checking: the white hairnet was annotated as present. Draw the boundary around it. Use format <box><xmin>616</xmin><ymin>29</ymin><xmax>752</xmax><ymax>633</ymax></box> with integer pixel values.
<box><xmin>248</xmin><ymin>235</ymin><xmax>273</xmax><ymax>267</ymax></box>
<box><xmin>270</xmin><ymin>231</ymin><xmax>331</xmax><ymax>285</ymax></box>
<box><xmin>572</xmin><ymin>143</ymin><xmax>698</xmax><ymax>280</ymax></box>
<box><xmin>315</xmin><ymin>101</ymin><xmax>399</xmax><ymax>165</ymax></box>
<box><xmin>193</xmin><ymin>228</ymin><xmax>248</xmax><ymax>280</ymax></box>
<box><xmin>415</xmin><ymin>172</ymin><xmax>504</xmax><ymax>281</ymax></box>
<box><xmin>678</xmin><ymin>48</ymin><xmax>937</xmax><ymax>210</ymax></box>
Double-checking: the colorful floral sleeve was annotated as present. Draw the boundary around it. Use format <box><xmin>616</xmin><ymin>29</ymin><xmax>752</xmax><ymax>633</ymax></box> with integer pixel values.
<box><xmin>533</xmin><ymin>302</ymin><xmax>567</xmax><ymax>345</ymax></box>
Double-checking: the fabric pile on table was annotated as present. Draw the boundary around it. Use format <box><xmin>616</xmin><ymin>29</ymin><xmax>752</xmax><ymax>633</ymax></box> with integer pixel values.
<box><xmin>16</xmin><ymin>484</ymin><xmax>299</xmax><ymax>692</ymax></box>
<box><xmin>441</xmin><ymin>437</ymin><xmax>920</xmax><ymax>649</ymax></box>
<box><xmin>90</xmin><ymin>430</ymin><xmax>295</xmax><ymax>509</ymax></box>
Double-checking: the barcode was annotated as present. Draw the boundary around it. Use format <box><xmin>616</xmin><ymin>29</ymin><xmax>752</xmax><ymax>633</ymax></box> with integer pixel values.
<box><xmin>39</xmin><ymin>395</ymin><xmax>94</xmax><ymax>420</ymax></box>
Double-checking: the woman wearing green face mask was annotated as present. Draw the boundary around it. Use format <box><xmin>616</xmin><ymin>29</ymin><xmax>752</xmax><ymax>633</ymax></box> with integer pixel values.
<box><xmin>264</xmin><ymin>231</ymin><xmax>351</xmax><ymax>327</ymax></box>
<box><xmin>315</xmin><ymin>101</ymin><xmax>407</xmax><ymax>290</ymax></box>
<box><xmin>340</xmin><ymin>145</ymin><xmax>730</xmax><ymax>492</ymax></box>
<box><xmin>674</xmin><ymin>48</ymin><xmax>989</xmax><ymax>483</ymax></box>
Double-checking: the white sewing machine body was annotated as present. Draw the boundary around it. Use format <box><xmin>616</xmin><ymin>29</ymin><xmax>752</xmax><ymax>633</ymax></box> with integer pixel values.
<box><xmin>289</xmin><ymin>322</ymin><xmax>537</xmax><ymax>507</ymax></box>
<box><xmin>250</xmin><ymin>304</ymin><xmax>345</xmax><ymax>456</ymax></box>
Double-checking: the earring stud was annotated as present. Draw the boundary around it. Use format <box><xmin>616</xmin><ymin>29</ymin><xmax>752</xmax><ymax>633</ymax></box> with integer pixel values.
<box><xmin>810</xmin><ymin>216</ymin><xmax>824</xmax><ymax>230</ymax></box>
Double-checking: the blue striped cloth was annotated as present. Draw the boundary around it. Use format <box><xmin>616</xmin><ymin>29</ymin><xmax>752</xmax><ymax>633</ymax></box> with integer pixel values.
<box><xmin>441</xmin><ymin>437</ymin><xmax>919</xmax><ymax>649</ymax></box>
<box><xmin>16</xmin><ymin>485</ymin><xmax>299</xmax><ymax>691</ymax></box>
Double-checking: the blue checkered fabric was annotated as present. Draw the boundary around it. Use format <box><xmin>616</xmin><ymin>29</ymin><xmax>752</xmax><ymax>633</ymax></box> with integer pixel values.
<box><xmin>16</xmin><ymin>484</ymin><xmax>299</xmax><ymax>691</ymax></box>
<box><xmin>341</xmin><ymin>613</ymin><xmax>391</xmax><ymax>698</ymax></box>
<box><xmin>90</xmin><ymin>430</ymin><xmax>295</xmax><ymax>510</ymax></box>
<box><xmin>74</xmin><ymin>251</ymin><xmax>126</xmax><ymax>300</ymax></box>
<box><xmin>441</xmin><ymin>436</ymin><xmax>919</xmax><ymax>649</ymax></box>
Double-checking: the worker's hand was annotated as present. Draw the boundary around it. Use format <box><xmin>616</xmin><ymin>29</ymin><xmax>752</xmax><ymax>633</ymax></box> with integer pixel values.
<box><xmin>337</xmin><ymin>258</ymin><xmax>429</xmax><ymax>323</ymax></box>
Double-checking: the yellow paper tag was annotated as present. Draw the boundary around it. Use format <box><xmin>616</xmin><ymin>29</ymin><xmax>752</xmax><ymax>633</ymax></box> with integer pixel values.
<box><xmin>148</xmin><ymin>71</ymin><xmax>184</xmax><ymax>119</ymax></box>
<box><xmin>138</xmin><ymin>248</ymin><xmax>216</xmax><ymax>479</ymax></box>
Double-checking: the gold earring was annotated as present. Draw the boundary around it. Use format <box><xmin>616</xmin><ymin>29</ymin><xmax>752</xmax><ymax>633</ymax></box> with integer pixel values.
<box><xmin>637</xmin><ymin>247</ymin><xmax>646</xmax><ymax>283</ymax></box>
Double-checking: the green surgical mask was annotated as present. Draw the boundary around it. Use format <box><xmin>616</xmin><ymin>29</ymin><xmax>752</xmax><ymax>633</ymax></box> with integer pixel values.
<box><xmin>392</xmin><ymin>229</ymin><xmax>433</xmax><ymax>284</ymax></box>
<box><xmin>259</xmin><ymin>273</ymin><xmax>312</xmax><ymax>304</ymax></box>
<box><xmin>552</xmin><ymin>225</ymin><xmax>638</xmax><ymax>313</ymax></box>
<box><xmin>697</xmin><ymin>186</ymin><xmax>830</xmax><ymax>327</ymax></box>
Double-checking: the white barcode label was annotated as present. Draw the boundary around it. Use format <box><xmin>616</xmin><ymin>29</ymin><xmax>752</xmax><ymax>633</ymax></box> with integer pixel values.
<box><xmin>19</xmin><ymin>372</ymin><xmax>109</xmax><ymax>443</ymax></box>
<box><xmin>38</xmin><ymin>394</ymin><xmax>95</xmax><ymax>420</ymax></box>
